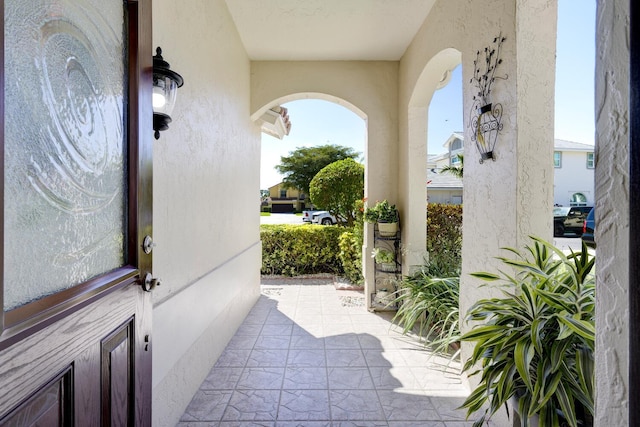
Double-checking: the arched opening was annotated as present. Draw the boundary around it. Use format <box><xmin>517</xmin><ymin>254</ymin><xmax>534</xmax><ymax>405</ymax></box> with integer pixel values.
<box><xmin>403</xmin><ymin>48</ymin><xmax>462</xmax><ymax>273</ymax></box>
<box><xmin>393</xmin><ymin>49</ymin><xmax>464</xmax><ymax>368</ymax></box>
<box><xmin>258</xmin><ymin>96</ymin><xmax>366</xmax><ymax>221</ymax></box>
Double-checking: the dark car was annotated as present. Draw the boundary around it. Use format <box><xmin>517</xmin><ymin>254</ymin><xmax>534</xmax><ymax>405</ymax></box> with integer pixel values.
<box><xmin>581</xmin><ymin>208</ymin><xmax>596</xmax><ymax>248</ymax></box>
<box><xmin>553</xmin><ymin>206</ymin><xmax>592</xmax><ymax>237</ymax></box>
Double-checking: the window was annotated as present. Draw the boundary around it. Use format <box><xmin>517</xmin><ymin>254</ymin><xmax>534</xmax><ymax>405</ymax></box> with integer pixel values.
<box><xmin>450</xmin><ymin>138</ymin><xmax>463</xmax><ymax>151</ymax></box>
<box><xmin>451</xmin><ymin>155</ymin><xmax>461</xmax><ymax>165</ymax></box>
<box><xmin>570</xmin><ymin>193</ymin><xmax>588</xmax><ymax>206</ymax></box>
<box><xmin>279</xmin><ymin>189</ymin><xmax>287</xmax><ymax>198</ymax></box>
<box><xmin>554</xmin><ymin>151</ymin><xmax>562</xmax><ymax>168</ymax></box>
<box><xmin>587</xmin><ymin>152</ymin><xmax>595</xmax><ymax>169</ymax></box>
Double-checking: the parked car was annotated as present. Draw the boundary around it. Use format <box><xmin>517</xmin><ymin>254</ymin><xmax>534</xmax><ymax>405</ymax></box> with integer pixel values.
<box><xmin>302</xmin><ymin>210</ymin><xmax>318</xmax><ymax>223</ymax></box>
<box><xmin>553</xmin><ymin>206</ymin><xmax>592</xmax><ymax>237</ymax></box>
<box><xmin>581</xmin><ymin>208</ymin><xmax>596</xmax><ymax>248</ymax></box>
<box><xmin>311</xmin><ymin>211</ymin><xmax>337</xmax><ymax>225</ymax></box>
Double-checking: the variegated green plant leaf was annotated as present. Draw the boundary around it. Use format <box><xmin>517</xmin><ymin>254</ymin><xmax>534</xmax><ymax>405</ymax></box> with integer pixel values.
<box><xmin>514</xmin><ymin>339</ymin><xmax>535</xmax><ymax>392</ymax></box>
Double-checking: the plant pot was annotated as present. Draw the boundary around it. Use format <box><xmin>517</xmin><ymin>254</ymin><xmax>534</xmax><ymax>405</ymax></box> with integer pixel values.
<box><xmin>377</xmin><ymin>262</ymin><xmax>396</xmax><ymax>272</ymax></box>
<box><xmin>509</xmin><ymin>397</ymin><xmax>539</xmax><ymax>427</ymax></box>
<box><xmin>378</xmin><ymin>222</ymin><xmax>398</xmax><ymax>237</ymax></box>
<box><xmin>375</xmin><ymin>290</ymin><xmax>394</xmax><ymax>306</ymax></box>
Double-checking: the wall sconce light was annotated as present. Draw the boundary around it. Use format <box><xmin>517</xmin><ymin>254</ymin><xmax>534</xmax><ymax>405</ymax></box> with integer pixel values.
<box><xmin>153</xmin><ymin>47</ymin><xmax>184</xmax><ymax>139</ymax></box>
<box><xmin>468</xmin><ymin>34</ymin><xmax>507</xmax><ymax>163</ymax></box>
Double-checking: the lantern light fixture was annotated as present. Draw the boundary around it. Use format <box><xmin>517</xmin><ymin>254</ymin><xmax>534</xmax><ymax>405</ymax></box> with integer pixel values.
<box><xmin>152</xmin><ymin>47</ymin><xmax>184</xmax><ymax>139</ymax></box>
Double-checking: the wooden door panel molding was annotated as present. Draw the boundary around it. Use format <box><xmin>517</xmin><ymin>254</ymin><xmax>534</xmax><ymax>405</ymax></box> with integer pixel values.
<box><xmin>0</xmin><ymin>284</ymin><xmax>137</xmax><ymax>417</ymax></box>
<box><xmin>0</xmin><ymin>366</ymin><xmax>72</xmax><ymax>426</ymax></box>
<box><xmin>101</xmin><ymin>318</ymin><xmax>134</xmax><ymax>426</ymax></box>
<box><xmin>1</xmin><ymin>267</ymin><xmax>139</xmax><ymax>350</ymax></box>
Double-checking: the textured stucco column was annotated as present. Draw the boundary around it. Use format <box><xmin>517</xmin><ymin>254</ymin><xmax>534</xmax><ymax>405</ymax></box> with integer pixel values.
<box><xmin>594</xmin><ymin>0</ymin><xmax>629</xmax><ymax>425</ymax></box>
<box><xmin>459</xmin><ymin>0</ymin><xmax>557</xmax><ymax>372</ymax></box>
<box><xmin>400</xmin><ymin>106</ymin><xmax>429</xmax><ymax>272</ymax></box>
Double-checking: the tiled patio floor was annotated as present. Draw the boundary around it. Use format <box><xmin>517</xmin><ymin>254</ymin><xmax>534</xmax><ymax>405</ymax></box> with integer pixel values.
<box><xmin>177</xmin><ymin>277</ymin><xmax>483</xmax><ymax>427</ymax></box>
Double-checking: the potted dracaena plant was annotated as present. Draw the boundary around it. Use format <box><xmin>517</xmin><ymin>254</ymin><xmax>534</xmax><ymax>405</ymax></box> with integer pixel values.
<box><xmin>364</xmin><ymin>200</ymin><xmax>399</xmax><ymax>237</ymax></box>
<box><xmin>460</xmin><ymin>237</ymin><xmax>595</xmax><ymax>427</ymax></box>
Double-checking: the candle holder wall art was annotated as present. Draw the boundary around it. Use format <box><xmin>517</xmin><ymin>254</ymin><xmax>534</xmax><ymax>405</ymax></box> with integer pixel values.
<box><xmin>468</xmin><ymin>34</ymin><xmax>508</xmax><ymax>163</ymax></box>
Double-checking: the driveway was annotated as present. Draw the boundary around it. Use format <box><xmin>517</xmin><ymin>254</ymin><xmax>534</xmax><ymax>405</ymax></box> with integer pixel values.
<box><xmin>261</xmin><ymin>213</ymin><xmax>305</xmax><ymax>225</ymax></box>
<box><xmin>553</xmin><ymin>235</ymin><xmax>593</xmax><ymax>254</ymax></box>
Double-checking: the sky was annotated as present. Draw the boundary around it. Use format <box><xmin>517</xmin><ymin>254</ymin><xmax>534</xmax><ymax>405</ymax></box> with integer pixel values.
<box><xmin>260</xmin><ymin>0</ymin><xmax>596</xmax><ymax>189</ymax></box>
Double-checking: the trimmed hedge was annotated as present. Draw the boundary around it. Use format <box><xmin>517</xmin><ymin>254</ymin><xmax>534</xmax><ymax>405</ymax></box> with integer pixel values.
<box><xmin>260</xmin><ymin>203</ymin><xmax>462</xmax><ymax>279</ymax></box>
<box><xmin>261</xmin><ymin>224</ymin><xmax>344</xmax><ymax>276</ymax></box>
<box><xmin>426</xmin><ymin>203</ymin><xmax>463</xmax><ymax>276</ymax></box>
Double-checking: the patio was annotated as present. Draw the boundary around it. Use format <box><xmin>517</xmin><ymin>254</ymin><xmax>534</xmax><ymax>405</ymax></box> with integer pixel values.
<box><xmin>177</xmin><ymin>277</ymin><xmax>488</xmax><ymax>426</ymax></box>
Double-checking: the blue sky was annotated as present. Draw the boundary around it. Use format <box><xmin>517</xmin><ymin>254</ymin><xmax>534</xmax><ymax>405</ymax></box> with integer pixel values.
<box><xmin>260</xmin><ymin>0</ymin><xmax>595</xmax><ymax>189</ymax></box>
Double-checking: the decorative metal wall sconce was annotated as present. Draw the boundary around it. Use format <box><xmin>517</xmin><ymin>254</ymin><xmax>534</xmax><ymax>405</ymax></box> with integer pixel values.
<box><xmin>153</xmin><ymin>47</ymin><xmax>184</xmax><ymax>139</ymax></box>
<box><xmin>469</xmin><ymin>34</ymin><xmax>507</xmax><ymax>163</ymax></box>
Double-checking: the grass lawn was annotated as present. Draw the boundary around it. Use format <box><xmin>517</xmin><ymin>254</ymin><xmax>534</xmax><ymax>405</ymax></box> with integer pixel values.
<box><xmin>260</xmin><ymin>212</ymin><xmax>271</xmax><ymax>216</ymax></box>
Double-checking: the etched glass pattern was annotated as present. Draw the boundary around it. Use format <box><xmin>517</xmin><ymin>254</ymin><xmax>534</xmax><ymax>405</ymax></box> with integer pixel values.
<box><xmin>4</xmin><ymin>0</ymin><xmax>126</xmax><ymax>310</ymax></box>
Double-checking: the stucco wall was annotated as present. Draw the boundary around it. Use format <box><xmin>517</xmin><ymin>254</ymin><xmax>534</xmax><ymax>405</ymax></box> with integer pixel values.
<box><xmin>427</xmin><ymin>190</ymin><xmax>463</xmax><ymax>205</ymax></box>
<box><xmin>594</xmin><ymin>0</ymin><xmax>629</xmax><ymax>425</ymax></box>
<box><xmin>151</xmin><ymin>1</ymin><xmax>261</xmax><ymax>425</ymax></box>
<box><xmin>553</xmin><ymin>150</ymin><xmax>595</xmax><ymax>206</ymax></box>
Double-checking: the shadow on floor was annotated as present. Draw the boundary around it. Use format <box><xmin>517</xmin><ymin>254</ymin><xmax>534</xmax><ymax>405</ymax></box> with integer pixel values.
<box><xmin>177</xmin><ymin>279</ymin><xmax>491</xmax><ymax>427</ymax></box>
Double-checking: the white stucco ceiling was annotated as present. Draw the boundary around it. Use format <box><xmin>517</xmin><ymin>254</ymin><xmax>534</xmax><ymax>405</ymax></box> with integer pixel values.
<box><xmin>224</xmin><ymin>0</ymin><xmax>436</xmax><ymax>61</ymax></box>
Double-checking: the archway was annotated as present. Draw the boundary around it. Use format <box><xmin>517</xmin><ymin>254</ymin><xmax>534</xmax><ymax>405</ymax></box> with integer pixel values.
<box><xmin>257</xmin><ymin>96</ymin><xmax>367</xmax><ymax>216</ymax></box>
<box><xmin>402</xmin><ymin>48</ymin><xmax>462</xmax><ymax>272</ymax></box>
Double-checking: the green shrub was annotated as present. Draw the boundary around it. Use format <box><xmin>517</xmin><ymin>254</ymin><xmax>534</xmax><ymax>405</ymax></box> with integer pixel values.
<box><xmin>260</xmin><ymin>224</ymin><xmax>344</xmax><ymax>276</ymax></box>
<box><xmin>426</xmin><ymin>203</ymin><xmax>462</xmax><ymax>276</ymax></box>
<box><xmin>261</xmin><ymin>206</ymin><xmax>272</xmax><ymax>213</ymax></box>
<box><xmin>390</xmin><ymin>203</ymin><xmax>462</xmax><ymax>356</ymax></box>
<box><xmin>393</xmin><ymin>269</ymin><xmax>460</xmax><ymax>357</ymax></box>
<box><xmin>338</xmin><ymin>230</ymin><xmax>363</xmax><ymax>284</ymax></box>
<box><xmin>309</xmin><ymin>158</ymin><xmax>364</xmax><ymax>226</ymax></box>
<box><xmin>337</xmin><ymin>198</ymin><xmax>364</xmax><ymax>284</ymax></box>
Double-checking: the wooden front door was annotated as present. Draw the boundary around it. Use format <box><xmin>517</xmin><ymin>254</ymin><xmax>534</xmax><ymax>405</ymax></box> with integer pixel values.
<box><xmin>0</xmin><ymin>0</ymin><xmax>153</xmax><ymax>425</ymax></box>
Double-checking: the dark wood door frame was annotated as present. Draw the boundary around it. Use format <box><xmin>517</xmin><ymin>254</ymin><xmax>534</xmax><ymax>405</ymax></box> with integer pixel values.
<box><xmin>0</xmin><ymin>0</ymin><xmax>153</xmax><ymax>424</ymax></box>
<box><xmin>0</xmin><ymin>0</ymin><xmax>153</xmax><ymax>347</ymax></box>
<box><xmin>631</xmin><ymin>0</ymin><xmax>639</xmax><ymax>424</ymax></box>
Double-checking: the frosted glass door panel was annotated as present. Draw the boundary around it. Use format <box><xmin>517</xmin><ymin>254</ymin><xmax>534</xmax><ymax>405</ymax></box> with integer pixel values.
<box><xmin>4</xmin><ymin>0</ymin><xmax>126</xmax><ymax>310</ymax></box>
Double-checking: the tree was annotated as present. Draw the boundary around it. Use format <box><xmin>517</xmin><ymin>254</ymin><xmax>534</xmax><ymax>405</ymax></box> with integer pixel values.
<box><xmin>309</xmin><ymin>158</ymin><xmax>364</xmax><ymax>226</ymax></box>
<box><xmin>440</xmin><ymin>154</ymin><xmax>464</xmax><ymax>178</ymax></box>
<box><xmin>275</xmin><ymin>144</ymin><xmax>360</xmax><ymax>196</ymax></box>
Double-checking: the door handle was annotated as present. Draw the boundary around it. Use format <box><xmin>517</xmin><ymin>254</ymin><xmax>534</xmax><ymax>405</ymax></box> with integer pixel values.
<box><xmin>142</xmin><ymin>273</ymin><xmax>161</xmax><ymax>292</ymax></box>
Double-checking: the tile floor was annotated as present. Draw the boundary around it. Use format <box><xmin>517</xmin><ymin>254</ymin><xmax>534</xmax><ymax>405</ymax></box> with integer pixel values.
<box><xmin>177</xmin><ymin>278</ymin><xmax>484</xmax><ymax>427</ymax></box>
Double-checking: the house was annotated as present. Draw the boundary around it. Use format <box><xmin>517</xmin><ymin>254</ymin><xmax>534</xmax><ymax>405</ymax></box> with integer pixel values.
<box><xmin>552</xmin><ymin>139</ymin><xmax>596</xmax><ymax>206</ymax></box>
<box><xmin>265</xmin><ymin>183</ymin><xmax>307</xmax><ymax>212</ymax></box>
<box><xmin>426</xmin><ymin>132</ymin><xmax>464</xmax><ymax>204</ymax></box>
<box><xmin>428</xmin><ymin>135</ymin><xmax>595</xmax><ymax>207</ymax></box>
<box><xmin>0</xmin><ymin>2</ymin><xmax>631</xmax><ymax>427</ymax></box>
<box><xmin>426</xmin><ymin>165</ymin><xmax>464</xmax><ymax>205</ymax></box>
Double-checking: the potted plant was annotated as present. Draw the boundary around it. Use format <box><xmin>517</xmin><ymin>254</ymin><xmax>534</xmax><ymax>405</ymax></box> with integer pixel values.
<box><xmin>364</xmin><ymin>200</ymin><xmax>399</xmax><ymax>236</ymax></box>
<box><xmin>460</xmin><ymin>237</ymin><xmax>595</xmax><ymax>427</ymax></box>
<box><xmin>371</xmin><ymin>247</ymin><xmax>396</xmax><ymax>272</ymax></box>
<box><xmin>375</xmin><ymin>288</ymin><xmax>393</xmax><ymax>306</ymax></box>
